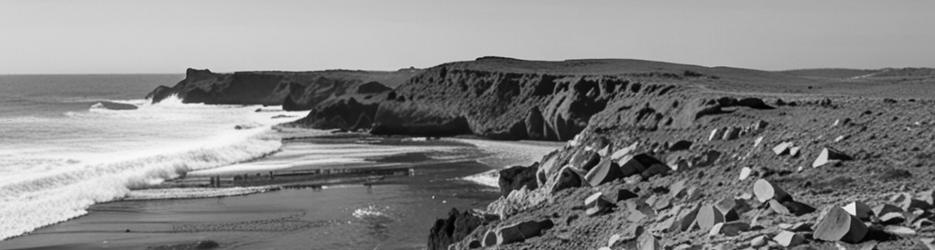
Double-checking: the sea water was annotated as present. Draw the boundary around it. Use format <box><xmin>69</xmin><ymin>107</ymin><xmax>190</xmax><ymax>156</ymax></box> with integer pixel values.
<box><xmin>0</xmin><ymin>74</ymin><xmax>310</xmax><ymax>240</ymax></box>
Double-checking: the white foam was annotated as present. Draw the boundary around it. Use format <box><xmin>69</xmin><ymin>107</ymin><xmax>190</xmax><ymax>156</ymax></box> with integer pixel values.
<box><xmin>124</xmin><ymin>186</ymin><xmax>277</xmax><ymax>200</ymax></box>
<box><xmin>0</xmin><ymin>96</ymin><xmax>309</xmax><ymax>240</ymax></box>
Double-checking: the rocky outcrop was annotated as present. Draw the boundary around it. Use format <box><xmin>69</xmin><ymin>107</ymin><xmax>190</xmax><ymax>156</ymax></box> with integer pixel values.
<box><xmin>146</xmin><ymin>68</ymin><xmax>419</xmax><ymax>110</ymax></box>
<box><xmin>498</xmin><ymin>164</ymin><xmax>539</xmax><ymax>197</ymax></box>
<box><xmin>427</xmin><ymin>208</ymin><xmax>486</xmax><ymax>250</ymax></box>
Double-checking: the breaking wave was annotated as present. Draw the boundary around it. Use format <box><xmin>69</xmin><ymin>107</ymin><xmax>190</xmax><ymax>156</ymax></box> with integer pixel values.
<box><xmin>0</xmin><ymin>95</ymin><xmax>306</xmax><ymax>240</ymax></box>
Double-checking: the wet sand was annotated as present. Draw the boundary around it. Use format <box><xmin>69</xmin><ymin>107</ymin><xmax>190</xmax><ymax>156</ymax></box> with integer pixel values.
<box><xmin>0</xmin><ymin>135</ymin><xmax>557</xmax><ymax>250</ymax></box>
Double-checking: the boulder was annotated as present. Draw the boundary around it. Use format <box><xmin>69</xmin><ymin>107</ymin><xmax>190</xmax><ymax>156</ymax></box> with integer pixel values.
<box><xmin>918</xmin><ymin>190</ymin><xmax>935</xmax><ymax>206</ymax></box>
<box><xmin>676</xmin><ymin>205</ymin><xmax>701</xmax><ymax>232</ymax></box>
<box><xmin>750</xmin><ymin>235</ymin><xmax>768</xmax><ymax>247</ymax></box>
<box><xmin>708</xmin><ymin>221</ymin><xmax>749</xmax><ymax>236</ymax></box>
<box><xmin>843</xmin><ymin>201</ymin><xmax>873</xmax><ymax>221</ymax></box>
<box><xmin>873</xmin><ymin>204</ymin><xmax>906</xmax><ymax>224</ymax></box>
<box><xmin>669</xmin><ymin>140</ymin><xmax>693</xmax><ymax>151</ymax></box>
<box><xmin>695</xmin><ymin>205</ymin><xmax>725</xmax><ymax>231</ymax></box>
<box><xmin>607</xmin><ymin>189</ymin><xmax>639</xmax><ymax>202</ymax></box>
<box><xmin>428</xmin><ymin>208</ymin><xmax>485</xmax><ymax>250</ymax></box>
<box><xmin>618</xmin><ymin>153</ymin><xmax>667</xmax><ymax>177</ymax></box>
<box><xmin>738</xmin><ymin>167</ymin><xmax>752</xmax><ymax>180</ymax></box>
<box><xmin>773</xmin><ymin>230</ymin><xmax>806</xmax><ymax>247</ymax></box>
<box><xmin>891</xmin><ymin>192</ymin><xmax>934</xmax><ymax>211</ymax></box>
<box><xmin>498</xmin><ymin>164</ymin><xmax>539</xmax><ymax>197</ymax></box>
<box><xmin>721</xmin><ymin>127</ymin><xmax>741</xmax><ymax>140</ymax></box>
<box><xmin>812</xmin><ymin>147</ymin><xmax>852</xmax><ymax>168</ymax></box>
<box><xmin>610</xmin><ymin>142</ymin><xmax>639</xmax><ymax>160</ymax></box>
<box><xmin>814</xmin><ymin>207</ymin><xmax>868</xmax><ymax>243</ymax></box>
<box><xmin>753</xmin><ymin>179</ymin><xmax>792</xmax><ymax>203</ymax></box>
<box><xmin>883</xmin><ymin>225</ymin><xmax>916</xmax><ymax>235</ymax></box>
<box><xmin>491</xmin><ymin>219</ymin><xmax>554</xmax><ymax>245</ymax></box>
<box><xmin>708</xmin><ymin>128</ymin><xmax>725</xmax><ymax>141</ymax></box>
<box><xmin>548</xmin><ymin>165</ymin><xmax>583</xmax><ymax>194</ymax></box>
<box><xmin>753</xmin><ymin>120</ymin><xmax>768</xmax><ymax>130</ymax></box>
<box><xmin>570</xmin><ymin>150</ymin><xmax>601</xmax><ymax>171</ymax></box>
<box><xmin>585</xmin><ymin>192</ymin><xmax>613</xmax><ymax>216</ymax></box>
<box><xmin>715</xmin><ymin>198</ymin><xmax>750</xmax><ymax>220</ymax></box>
<box><xmin>637</xmin><ymin>230</ymin><xmax>662</xmax><ymax>250</ymax></box>
<box><xmin>772</xmin><ymin>142</ymin><xmax>793</xmax><ymax>155</ymax></box>
<box><xmin>789</xmin><ymin>146</ymin><xmax>801</xmax><ymax>157</ymax></box>
<box><xmin>769</xmin><ymin>200</ymin><xmax>816</xmax><ymax>216</ymax></box>
<box><xmin>585</xmin><ymin>158</ymin><xmax>624</xmax><ymax>186</ymax></box>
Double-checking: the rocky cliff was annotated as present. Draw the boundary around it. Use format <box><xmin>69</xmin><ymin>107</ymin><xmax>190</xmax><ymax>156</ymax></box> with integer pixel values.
<box><xmin>428</xmin><ymin>60</ymin><xmax>935</xmax><ymax>249</ymax></box>
<box><xmin>299</xmin><ymin>57</ymin><xmax>792</xmax><ymax>139</ymax></box>
<box><xmin>146</xmin><ymin>68</ymin><xmax>420</xmax><ymax>110</ymax></box>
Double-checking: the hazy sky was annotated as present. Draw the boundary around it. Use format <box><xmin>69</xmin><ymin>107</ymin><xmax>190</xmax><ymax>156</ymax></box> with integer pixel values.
<box><xmin>2</xmin><ymin>0</ymin><xmax>934</xmax><ymax>74</ymax></box>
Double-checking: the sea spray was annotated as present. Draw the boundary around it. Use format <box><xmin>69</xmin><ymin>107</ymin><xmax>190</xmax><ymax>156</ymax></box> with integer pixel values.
<box><xmin>0</xmin><ymin>95</ymin><xmax>307</xmax><ymax>240</ymax></box>
<box><xmin>0</xmin><ymin>132</ymin><xmax>284</xmax><ymax>240</ymax></box>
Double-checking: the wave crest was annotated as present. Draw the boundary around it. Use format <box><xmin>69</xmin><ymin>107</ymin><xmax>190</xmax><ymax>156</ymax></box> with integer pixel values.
<box><xmin>0</xmin><ymin>131</ymin><xmax>283</xmax><ymax>240</ymax></box>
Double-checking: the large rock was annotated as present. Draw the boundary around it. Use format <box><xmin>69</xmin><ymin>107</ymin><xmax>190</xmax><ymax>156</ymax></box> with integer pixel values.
<box><xmin>570</xmin><ymin>150</ymin><xmax>601</xmax><ymax>171</ymax></box>
<box><xmin>814</xmin><ymin>207</ymin><xmax>868</xmax><ymax>243</ymax></box>
<box><xmin>812</xmin><ymin>147</ymin><xmax>853</xmax><ymax>168</ymax></box>
<box><xmin>695</xmin><ymin>205</ymin><xmax>725</xmax><ymax>231</ymax></box>
<box><xmin>585</xmin><ymin>158</ymin><xmax>624</xmax><ymax>186</ymax></box>
<box><xmin>843</xmin><ymin>201</ymin><xmax>873</xmax><ymax>221</ymax></box>
<box><xmin>618</xmin><ymin>153</ymin><xmax>668</xmax><ymax>178</ymax></box>
<box><xmin>498</xmin><ymin>164</ymin><xmax>539</xmax><ymax>197</ymax></box>
<box><xmin>487</xmin><ymin>219</ymin><xmax>554</xmax><ymax>246</ymax></box>
<box><xmin>753</xmin><ymin>179</ymin><xmax>792</xmax><ymax>203</ymax></box>
<box><xmin>773</xmin><ymin>231</ymin><xmax>806</xmax><ymax>247</ymax></box>
<box><xmin>548</xmin><ymin>165</ymin><xmax>583</xmax><ymax>194</ymax></box>
<box><xmin>428</xmin><ymin>208</ymin><xmax>485</xmax><ymax>250</ymax></box>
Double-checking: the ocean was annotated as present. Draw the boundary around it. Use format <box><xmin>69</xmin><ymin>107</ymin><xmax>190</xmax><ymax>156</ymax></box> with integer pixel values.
<box><xmin>0</xmin><ymin>75</ymin><xmax>553</xmax><ymax>249</ymax></box>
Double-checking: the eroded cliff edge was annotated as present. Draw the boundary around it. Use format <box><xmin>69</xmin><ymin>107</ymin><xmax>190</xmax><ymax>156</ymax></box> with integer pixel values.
<box><xmin>146</xmin><ymin>68</ymin><xmax>420</xmax><ymax>110</ymax></box>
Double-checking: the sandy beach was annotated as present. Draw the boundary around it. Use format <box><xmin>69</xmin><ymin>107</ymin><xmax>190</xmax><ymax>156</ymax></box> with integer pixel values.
<box><xmin>0</xmin><ymin>134</ymin><xmax>559</xmax><ymax>250</ymax></box>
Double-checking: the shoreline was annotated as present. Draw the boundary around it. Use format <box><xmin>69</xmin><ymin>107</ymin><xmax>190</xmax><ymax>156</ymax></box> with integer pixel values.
<box><xmin>0</xmin><ymin>130</ymin><xmax>560</xmax><ymax>250</ymax></box>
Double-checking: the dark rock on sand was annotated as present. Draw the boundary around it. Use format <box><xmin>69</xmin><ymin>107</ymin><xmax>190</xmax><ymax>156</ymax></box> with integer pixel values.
<box><xmin>427</xmin><ymin>208</ymin><xmax>484</xmax><ymax>250</ymax></box>
<box><xmin>498</xmin><ymin>164</ymin><xmax>539</xmax><ymax>197</ymax></box>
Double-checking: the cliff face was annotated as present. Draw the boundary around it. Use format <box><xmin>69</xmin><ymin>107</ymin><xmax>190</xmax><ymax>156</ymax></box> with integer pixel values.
<box><xmin>146</xmin><ymin>68</ymin><xmax>419</xmax><ymax>110</ymax></box>
<box><xmin>339</xmin><ymin>57</ymin><xmax>737</xmax><ymax>140</ymax></box>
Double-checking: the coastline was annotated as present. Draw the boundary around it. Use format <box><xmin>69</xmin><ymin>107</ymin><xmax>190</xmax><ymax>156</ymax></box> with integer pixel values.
<box><xmin>0</xmin><ymin>130</ymin><xmax>559</xmax><ymax>250</ymax></box>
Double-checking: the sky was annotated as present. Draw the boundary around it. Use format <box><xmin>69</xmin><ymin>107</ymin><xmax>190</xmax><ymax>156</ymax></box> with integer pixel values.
<box><xmin>1</xmin><ymin>0</ymin><xmax>934</xmax><ymax>74</ymax></box>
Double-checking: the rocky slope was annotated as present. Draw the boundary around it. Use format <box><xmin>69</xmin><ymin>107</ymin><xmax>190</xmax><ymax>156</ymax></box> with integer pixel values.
<box><xmin>296</xmin><ymin>57</ymin><xmax>816</xmax><ymax>139</ymax></box>
<box><xmin>426</xmin><ymin>61</ymin><xmax>935</xmax><ymax>249</ymax></box>
<box><xmin>146</xmin><ymin>68</ymin><xmax>420</xmax><ymax>110</ymax></box>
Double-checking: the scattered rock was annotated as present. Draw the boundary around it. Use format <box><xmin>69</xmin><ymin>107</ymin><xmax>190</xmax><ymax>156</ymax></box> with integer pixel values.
<box><xmin>812</xmin><ymin>147</ymin><xmax>852</xmax><ymax>168</ymax></box>
<box><xmin>722</xmin><ymin>127</ymin><xmax>741</xmax><ymax>140</ymax></box>
<box><xmin>570</xmin><ymin>150</ymin><xmax>601</xmax><ymax>171</ymax></box>
<box><xmin>618</xmin><ymin>153</ymin><xmax>668</xmax><ymax>178</ymax></box>
<box><xmin>789</xmin><ymin>146</ymin><xmax>801</xmax><ymax>157</ymax></box>
<box><xmin>773</xmin><ymin>142</ymin><xmax>794</xmax><ymax>155</ymax></box>
<box><xmin>695</xmin><ymin>205</ymin><xmax>726</xmax><ymax>231</ymax></box>
<box><xmin>637</xmin><ymin>230</ymin><xmax>662</xmax><ymax>250</ymax></box>
<box><xmin>883</xmin><ymin>225</ymin><xmax>916</xmax><ymax>235</ymax></box>
<box><xmin>669</xmin><ymin>140</ymin><xmax>693</xmax><ymax>151</ymax></box>
<box><xmin>585</xmin><ymin>158</ymin><xmax>624</xmax><ymax>186</ymax></box>
<box><xmin>610</xmin><ymin>142</ymin><xmax>639</xmax><ymax>160</ymax></box>
<box><xmin>773</xmin><ymin>230</ymin><xmax>806</xmax><ymax>247</ymax></box>
<box><xmin>498</xmin><ymin>164</ymin><xmax>539</xmax><ymax>197</ymax></box>
<box><xmin>709</xmin><ymin>128</ymin><xmax>725</xmax><ymax>141</ymax></box>
<box><xmin>489</xmin><ymin>219</ymin><xmax>554</xmax><ymax>245</ymax></box>
<box><xmin>814</xmin><ymin>206</ymin><xmax>868</xmax><ymax>243</ymax></box>
<box><xmin>708</xmin><ymin>221</ymin><xmax>750</xmax><ymax>236</ymax></box>
<box><xmin>548</xmin><ymin>166</ymin><xmax>583</xmax><ymax>194</ymax></box>
<box><xmin>750</xmin><ymin>235</ymin><xmax>768</xmax><ymax>247</ymax></box>
<box><xmin>739</xmin><ymin>167</ymin><xmax>752</xmax><ymax>180</ymax></box>
<box><xmin>873</xmin><ymin>204</ymin><xmax>906</xmax><ymax>224</ymax></box>
<box><xmin>585</xmin><ymin>192</ymin><xmax>614</xmax><ymax>216</ymax></box>
<box><xmin>754</xmin><ymin>179</ymin><xmax>792</xmax><ymax>203</ymax></box>
<box><xmin>843</xmin><ymin>201</ymin><xmax>873</xmax><ymax>221</ymax></box>
<box><xmin>891</xmin><ymin>192</ymin><xmax>934</xmax><ymax>211</ymax></box>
